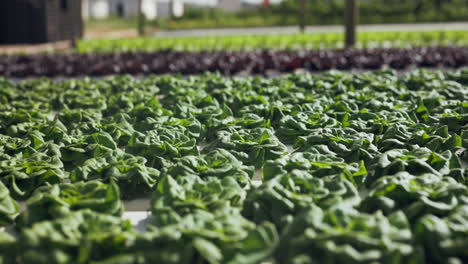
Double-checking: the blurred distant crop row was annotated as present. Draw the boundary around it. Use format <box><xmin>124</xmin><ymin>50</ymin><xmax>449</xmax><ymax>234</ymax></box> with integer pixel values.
<box><xmin>2</xmin><ymin>47</ymin><xmax>467</xmax><ymax>77</ymax></box>
<box><xmin>77</xmin><ymin>30</ymin><xmax>468</xmax><ymax>53</ymax></box>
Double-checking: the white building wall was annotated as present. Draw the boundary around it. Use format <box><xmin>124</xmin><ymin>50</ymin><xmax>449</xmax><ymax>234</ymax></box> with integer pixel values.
<box><xmin>83</xmin><ymin>0</ymin><xmax>110</xmax><ymax>20</ymax></box>
<box><xmin>108</xmin><ymin>0</ymin><xmax>139</xmax><ymax>17</ymax></box>
<box><xmin>157</xmin><ymin>1</ymin><xmax>171</xmax><ymax>18</ymax></box>
<box><xmin>217</xmin><ymin>0</ymin><xmax>242</xmax><ymax>12</ymax></box>
<box><xmin>83</xmin><ymin>0</ymin><xmax>184</xmax><ymax>20</ymax></box>
<box><xmin>83</xmin><ymin>0</ymin><xmax>90</xmax><ymax>19</ymax></box>
<box><xmin>157</xmin><ymin>0</ymin><xmax>184</xmax><ymax>18</ymax></box>
<box><xmin>143</xmin><ymin>0</ymin><xmax>159</xmax><ymax>19</ymax></box>
<box><xmin>172</xmin><ymin>0</ymin><xmax>184</xmax><ymax>17</ymax></box>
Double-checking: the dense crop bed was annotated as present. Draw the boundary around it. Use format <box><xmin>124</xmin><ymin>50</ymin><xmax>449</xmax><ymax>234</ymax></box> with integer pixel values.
<box><xmin>0</xmin><ymin>69</ymin><xmax>467</xmax><ymax>263</ymax></box>
<box><xmin>77</xmin><ymin>31</ymin><xmax>468</xmax><ymax>53</ymax></box>
<box><xmin>1</xmin><ymin>47</ymin><xmax>467</xmax><ymax>77</ymax></box>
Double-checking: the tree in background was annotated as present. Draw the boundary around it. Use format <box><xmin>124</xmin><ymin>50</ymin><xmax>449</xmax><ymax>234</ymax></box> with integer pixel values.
<box><xmin>272</xmin><ymin>0</ymin><xmax>468</xmax><ymax>24</ymax></box>
<box><xmin>299</xmin><ymin>0</ymin><xmax>306</xmax><ymax>32</ymax></box>
<box><xmin>137</xmin><ymin>0</ymin><xmax>145</xmax><ymax>36</ymax></box>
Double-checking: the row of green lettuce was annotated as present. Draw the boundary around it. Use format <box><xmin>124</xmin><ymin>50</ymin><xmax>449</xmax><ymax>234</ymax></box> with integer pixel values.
<box><xmin>0</xmin><ymin>69</ymin><xmax>467</xmax><ymax>263</ymax></box>
<box><xmin>76</xmin><ymin>30</ymin><xmax>468</xmax><ymax>53</ymax></box>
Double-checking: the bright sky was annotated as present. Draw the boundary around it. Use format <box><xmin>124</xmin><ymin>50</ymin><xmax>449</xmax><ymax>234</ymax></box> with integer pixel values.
<box><xmin>184</xmin><ymin>0</ymin><xmax>283</xmax><ymax>6</ymax></box>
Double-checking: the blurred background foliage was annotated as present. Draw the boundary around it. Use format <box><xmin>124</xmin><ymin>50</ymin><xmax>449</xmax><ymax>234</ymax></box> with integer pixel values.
<box><xmin>159</xmin><ymin>0</ymin><xmax>468</xmax><ymax>29</ymax></box>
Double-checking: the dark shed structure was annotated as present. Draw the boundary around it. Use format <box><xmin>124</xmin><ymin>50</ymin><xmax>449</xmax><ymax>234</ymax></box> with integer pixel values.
<box><xmin>0</xmin><ymin>0</ymin><xmax>83</xmax><ymax>44</ymax></box>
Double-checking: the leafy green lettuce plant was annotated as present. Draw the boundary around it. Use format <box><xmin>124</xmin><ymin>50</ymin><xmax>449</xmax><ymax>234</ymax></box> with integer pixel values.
<box><xmin>18</xmin><ymin>210</ymin><xmax>140</xmax><ymax>264</ymax></box>
<box><xmin>17</xmin><ymin>180</ymin><xmax>124</xmax><ymax>228</ymax></box>
<box><xmin>0</xmin><ymin>181</ymin><xmax>19</xmax><ymax>227</ymax></box>
<box><xmin>243</xmin><ymin>170</ymin><xmax>360</xmax><ymax>230</ymax></box>
<box><xmin>166</xmin><ymin>149</ymin><xmax>254</xmax><ymax>188</ymax></box>
<box><xmin>277</xmin><ymin>205</ymin><xmax>420</xmax><ymax>264</ymax></box>
<box><xmin>205</xmin><ymin>128</ymin><xmax>287</xmax><ymax>169</ymax></box>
